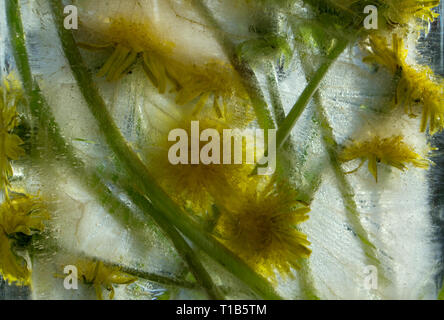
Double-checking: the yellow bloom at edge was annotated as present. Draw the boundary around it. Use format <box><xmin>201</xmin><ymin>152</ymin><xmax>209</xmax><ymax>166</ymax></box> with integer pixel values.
<box><xmin>0</xmin><ymin>193</ymin><xmax>50</xmax><ymax>286</ymax></box>
<box><xmin>377</xmin><ymin>0</ymin><xmax>440</xmax><ymax>30</ymax></box>
<box><xmin>0</xmin><ymin>73</ymin><xmax>25</xmax><ymax>196</ymax></box>
<box><xmin>214</xmin><ymin>177</ymin><xmax>311</xmax><ymax>280</ymax></box>
<box><xmin>364</xmin><ymin>34</ymin><xmax>444</xmax><ymax>135</ymax></box>
<box><xmin>339</xmin><ymin>135</ymin><xmax>431</xmax><ymax>182</ymax></box>
<box><xmin>75</xmin><ymin>260</ymin><xmax>137</xmax><ymax>300</ymax></box>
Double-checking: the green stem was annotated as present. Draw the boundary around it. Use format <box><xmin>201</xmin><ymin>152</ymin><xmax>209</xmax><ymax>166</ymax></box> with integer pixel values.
<box><xmin>438</xmin><ymin>282</ymin><xmax>444</xmax><ymax>300</ymax></box>
<box><xmin>192</xmin><ymin>0</ymin><xmax>275</xmax><ymax>130</ymax></box>
<box><xmin>116</xmin><ymin>264</ymin><xmax>197</xmax><ymax>289</ymax></box>
<box><xmin>49</xmin><ymin>0</ymin><xmax>282</xmax><ymax>300</ymax></box>
<box><xmin>37</xmin><ymin>239</ymin><xmax>198</xmax><ymax>289</ymax></box>
<box><xmin>7</xmin><ymin>0</ymin><xmax>222</xmax><ymax>300</ymax></box>
<box><xmin>315</xmin><ymin>102</ymin><xmax>384</xmax><ymax>280</ymax></box>
<box><xmin>276</xmin><ymin>38</ymin><xmax>349</xmax><ymax>150</ymax></box>
<box><xmin>117</xmin><ymin>188</ymin><xmax>223</xmax><ymax>299</ymax></box>
<box><xmin>264</xmin><ymin>61</ymin><xmax>320</xmax><ymax>300</ymax></box>
<box><xmin>265</xmin><ymin>61</ymin><xmax>286</xmax><ymax>125</ymax></box>
<box><xmin>293</xmin><ymin>34</ymin><xmax>385</xmax><ymax>287</ymax></box>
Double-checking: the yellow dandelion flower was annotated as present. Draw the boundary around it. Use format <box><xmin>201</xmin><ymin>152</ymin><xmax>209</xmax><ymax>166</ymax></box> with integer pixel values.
<box><xmin>146</xmin><ymin>118</ymin><xmax>255</xmax><ymax>216</ymax></box>
<box><xmin>214</xmin><ymin>178</ymin><xmax>311</xmax><ymax>279</ymax></box>
<box><xmin>0</xmin><ymin>73</ymin><xmax>25</xmax><ymax>196</ymax></box>
<box><xmin>79</xmin><ymin>17</ymin><xmax>253</xmax><ymax>122</ymax></box>
<box><xmin>0</xmin><ymin>232</ymin><xmax>29</xmax><ymax>285</ymax></box>
<box><xmin>167</xmin><ymin>60</ymin><xmax>252</xmax><ymax>121</ymax></box>
<box><xmin>75</xmin><ymin>260</ymin><xmax>137</xmax><ymax>300</ymax></box>
<box><xmin>339</xmin><ymin>135</ymin><xmax>431</xmax><ymax>182</ymax></box>
<box><xmin>364</xmin><ymin>34</ymin><xmax>444</xmax><ymax>134</ymax></box>
<box><xmin>79</xmin><ymin>16</ymin><xmax>175</xmax><ymax>83</ymax></box>
<box><xmin>378</xmin><ymin>0</ymin><xmax>440</xmax><ymax>28</ymax></box>
<box><xmin>0</xmin><ymin>193</ymin><xmax>50</xmax><ymax>286</ymax></box>
<box><xmin>0</xmin><ymin>193</ymin><xmax>49</xmax><ymax>236</ymax></box>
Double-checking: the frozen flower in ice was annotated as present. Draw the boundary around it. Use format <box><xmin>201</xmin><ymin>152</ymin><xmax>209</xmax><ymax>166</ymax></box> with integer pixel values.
<box><xmin>364</xmin><ymin>34</ymin><xmax>444</xmax><ymax>135</ymax></box>
<box><xmin>0</xmin><ymin>232</ymin><xmax>29</xmax><ymax>286</ymax></box>
<box><xmin>339</xmin><ymin>135</ymin><xmax>431</xmax><ymax>182</ymax></box>
<box><xmin>78</xmin><ymin>17</ymin><xmax>252</xmax><ymax>119</ymax></box>
<box><xmin>145</xmin><ymin>118</ymin><xmax>255</xmax><ymax>216</ymax></box>
<box><xmin>75</xmin><ymin>260</ymin><xmax>137</xmax><ymax>300</ymax></box>
<box><xmin>0</xmin><ymin>73</ymin><xmax>25</xmax><ymax>197</ymax></box>
<box><xmin>168</xmin><ymin>60</ymin><xmax>251</xmax><ymax>120</ymax></box>
<box><xmin>214</xmin><ymin>178</ymin><xmax>311</xmax><ymax>279</ymax></box>
<box><xmin>79</xmin><ymin>17</ymin><xmax>175</xmax><ymax>84</ymax></box>
<box><xmin>378</xmin><ymin>0</ymin><xmax>440</xmax><ymax>29</ymax></box>
<box><xmin>0</xmin><ymin>193</ymin><xmax>50</xmax><ymax>286</ymax></box>
<box><xmin>0</xmin><ymin>193</ymin><xmax>49</xmax><ymax>236</ymax></box>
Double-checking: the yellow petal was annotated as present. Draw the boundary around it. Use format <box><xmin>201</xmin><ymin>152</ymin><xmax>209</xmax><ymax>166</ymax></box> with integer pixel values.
<box><xmin>0</xmin><ymin>232</ymin><xmax>31</xmax><ymax>286</ymax></box>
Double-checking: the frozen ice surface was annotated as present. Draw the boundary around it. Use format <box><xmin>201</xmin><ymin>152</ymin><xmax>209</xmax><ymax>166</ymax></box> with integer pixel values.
<box><xmin>0</xmin><ymin>0</ymin><xmax>443</xmax><ymax>299</ymax></box>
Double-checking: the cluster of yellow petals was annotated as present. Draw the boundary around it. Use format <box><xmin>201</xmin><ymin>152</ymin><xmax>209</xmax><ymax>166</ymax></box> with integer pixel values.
<box><xmin>320</xmin><ymin>0</ymin><xmax>439</xmax><ymax>30</ymax></box>
<box><xmin>0</xmin><ymin>193</ymin><xmax>50</xmax><ymax>286</ymax></box>
<box><xmin>79</xmin><ymin>17</ymin><xmax>252</xmax><ymax>121</ymax></box>
<box><xmin>144</xmin><ymin>115</ymin><xmax>312</xmax><ymax>277</ymax></box>
<box><xmin>379</xmin><ymin>0</ymin><xmax>440</xmax><ymax>27</ymax></box>
<box><xmin>145</xmin><ymin>117</ymin><xmax>255</xmax><ymax>215</ymax></box>
<box><xmin>0</xmin><ymin>73</ymin><xmax>25</xmax><ymax>197</ymax></box>
<box><xmin>364</xmin><ymin>34</ymin><xmax>444</xmax><ymax>135</ymax></box>
<box><xmin>84</xmin><ymin>15</ymin><xmax>314</xmax><ymax>279</ymax></box>
<box><xmin>0</xmin><ymin>74</ymin><xmax>50</xmax><ymax>287</ymax></box>
<box><xmin>340</xmin><ymin>135</ymin><xmax>431</xmax><ymax>181</ymax></box>
<box><xmin>214</xmin><ymin>178</ymin><xmax>311</xmax><ymax>279</ymax></box>
<box><xmin>75</xmin><ymin>260</ymin><xmax>137</xmax><ymax>300</ymax></box>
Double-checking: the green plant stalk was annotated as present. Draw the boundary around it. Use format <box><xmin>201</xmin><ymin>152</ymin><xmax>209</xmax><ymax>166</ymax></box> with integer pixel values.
<box><xmin>118</xmin><ymin>188</ymin><xmax>224</xmax><ymax>299</ymax></box>
<box><xmin>7</xmin><ymin>0</ymin><xmax>222</xmax><ymax>300</ymax></box>
<box><xmin>116</xmin><ymin>264</ymin><xmax>197</xmax><ymax>289</ymax></box>
<box><xmin>49</xmin><ymin>0</ymin><xmax>282</xmax><ymax>300</ymax></box>
<box><xmin>275</xmin><ymin>38</ymin><xmax>349</xmax><ymax>150</ymax></box>
<box><xmin>88</xmin><ymin>167</ymin><xmax>223</xmax><ymax>299</ymax></box>
<box><xmin>310</xmin><ymin>83</ymin><xmax>381</xmax><ymax>260</ymax></box>
<box><xmin>265</xmin><ymin>61</ymin><xmax>286</xmax><ymax>125</ymax></box>
<box><xmin>293</xmin><ymin>36</ymin><xmax>386</xmax><ymax>286</ymax></box>
<box><xmin>192</xmin><ymin>0</ymin><xmax>275</xmax><ymax>131</ymax></box>
<box><xmin>264</xmin><ymin>61</ymin><xmax>320</xmax><ymax>300</ymax></box>
<box><xmin>315</xmin><ymin>99</ymin><xmax>385</xmax><ymax>279</ymax></box>
<box><xmin>264</xmin><ymin>60</ymin><xmax>299</xmax><ymax>168</ymax></box>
